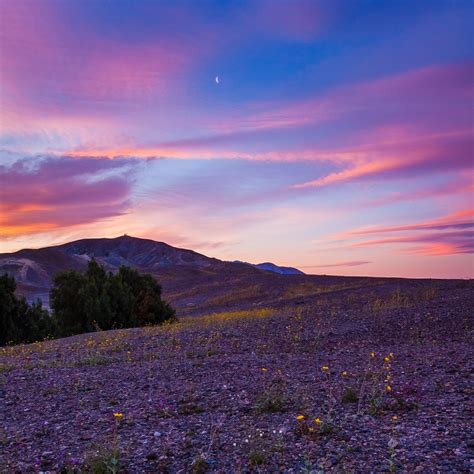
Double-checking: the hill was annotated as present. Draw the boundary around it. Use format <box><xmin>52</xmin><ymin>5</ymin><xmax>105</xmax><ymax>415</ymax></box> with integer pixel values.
<box><xmin>0</xmin><ymin>235</ymin><xmax>261</xmax><ymax>309</ymax></box>
<box><xmin>0</xmin><ymin>235</ymin><xmax>380</xmax><ymax>315</ymax></box>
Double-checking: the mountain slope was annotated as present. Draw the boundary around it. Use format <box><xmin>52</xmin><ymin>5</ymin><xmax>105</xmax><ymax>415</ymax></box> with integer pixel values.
<box><xmin>233</xmin><ymin>260</ymin><xmax>304</xmax><ymax>275</ymax></box>
<box><xmin>0</xmin><ymin>235</ymin><xmax>231</xmax><ymax>288</ymax></box>
<box><xmin>253</xmin><ymin>262</ymin><xmax>305</xmax><ymax>275</ymax></box>
<box><xmin>55</xmin><ymin>235</ymin><xmax>222</xmax><ymax>270</ymax></box>
<box><xmin>1</xmin><ymin>235</ymin><xmax>311</xmax><ymax>311</ymax></box>
<box><xmin>2</xmin><ymin>235</ymin><xmax>426</xmax><ymax>316</ymax></box>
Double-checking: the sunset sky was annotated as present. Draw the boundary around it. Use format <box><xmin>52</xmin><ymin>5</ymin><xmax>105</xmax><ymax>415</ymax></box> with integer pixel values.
<box><xmin>0</xmin><ymin>0</ymin><xmax>473</xmax><ymax>278</ymax></box>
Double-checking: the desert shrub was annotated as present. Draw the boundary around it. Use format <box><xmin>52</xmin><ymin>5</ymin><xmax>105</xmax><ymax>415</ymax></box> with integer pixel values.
<box><xmin>83</xmin><ymin>447</ymin><xmax>121</xmax><ymax>474</ymax></box>
<box><xmin>318</xmin><ymin>420</ymin><xmax>335</xmax><ymax>435</ymax></box>
<box><xmin>341</xmin><ymin>387</ymin><xmax>358</xmax><ymax>404</ymax></box>
<box><xmin>254</xmin><ymin>385</ymin><xmax>287</xmax><ymax>413</ymax></box>
<box><xmin>254</xmin><ymin>371</ymin><xmax>288</xmax><ymax>413</ymax></box>
<box><xmin>248</xmin><ymin>450</ymin><xmax>266</xmax><ymax>466</ymax></box>
<box><xmin>51</xmin><ymin>260</ymin><xmax>176</xmax><ymax>336</ymax></box>
<box><xmin>0</xmin><ymin>274</ymin><xmax>57</xmax><ymax>345</ymax></box>
<box><xmin>190</xmin><ymin>457</ymin><xmax>209</xmax><ymax>474</ymax></box>
<box><xmin>295</xmin><ymin>415</ymin><xmax>336</xmax><ymax>439</ymax></box>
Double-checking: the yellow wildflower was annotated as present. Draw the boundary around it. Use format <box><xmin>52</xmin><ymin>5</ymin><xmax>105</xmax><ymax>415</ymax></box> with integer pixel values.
<box><xmin>384</xmin><ymin>357</ymin><xmax>390</xmax><ymax>362</ymax></box>
<box><xmin>322</xmin><ymin>366</ymin><xmax>329</xmax><ymax>371</ymax></box>
<box><xmin>296</xmin><ymin>415</ymin><xmax>305</xmax><ymax>421</ymax></box>
<box><xmin>386</xmin><ymin>385</ymin><xmax>392</xmax><ymax>391</ymax></box>
<box><xmin>342</xmin><ymin>371</ymin><xmax>347</xmax><ymax>376</ymax></box>
<box><xmin>389</xmin><ymin>353</ymin><xmax>394</xmax><ymax>358</ymax></box>
<box><xmin>261</xmin><ymin>368</ymin><xmax>267</xmax><ymax>372</ymax></box>
<box><xmin>113</xmin><ymin>412</ymin><xmax>123</xmax><ymax>417</ymax></box>
<box><xmin>392</xmin><ymin>415</ymin><xmax>398</xmax><ymax>421</ymax></box>
<box><xmin>370</xmin><ymin>351</ymin><xmax>375</xmax><ymax>358</ymax></box>
<box><xmin>314</xmin><ymin>417</ymin><xmax>321</xmax><ymax>424</ymax></box>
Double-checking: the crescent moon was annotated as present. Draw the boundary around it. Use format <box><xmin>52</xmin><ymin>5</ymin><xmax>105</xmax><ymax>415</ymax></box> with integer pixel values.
<box><xmin>215</xmin><ymin>76</ymin><xmax>219</xmax><ymax>84</ymax></box>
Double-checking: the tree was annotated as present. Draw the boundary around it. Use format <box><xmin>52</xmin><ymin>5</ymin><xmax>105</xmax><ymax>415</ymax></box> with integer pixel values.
<box><xmin>0</xmin><ymin>274</ymin><xmax>17</xmax><ymax>345</ymax></box>
<box><xmin>50</xmin><ymin>260</ymin><xmax>175</xmax><ymax>336</ymax></box>
<box><xmin>0</xmin><ymin>261</ymin><xmax>176</xmax><ymax>345</ymax></box>
<box><xmin>115</xmin><ymin>266</ymin><xmax>175</xmax><ymax>326</ymax></box>
<box><xmin>50</xmin><ymin>269</ymin><xmax>90</xmax><ymax>336</ymax></box>
<box><xmin>0</xmin><ymin>273</ymin><xmax>57</xmax><ymax>345</ymax></box>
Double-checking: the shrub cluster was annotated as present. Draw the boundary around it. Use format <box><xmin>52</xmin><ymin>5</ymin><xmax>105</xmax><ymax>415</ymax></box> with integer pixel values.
<box><xmin>0</xmin><ymin>274</ymin><xmax>56</xmax><ymax>345</ymax></box>
<box><xmin>1</xmin><ymin>260</ymin><xmax>176</xmax><ymax>345</ymax></box>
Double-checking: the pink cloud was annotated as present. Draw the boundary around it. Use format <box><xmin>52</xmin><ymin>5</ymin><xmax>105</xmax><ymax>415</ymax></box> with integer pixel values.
<box><xmin>292</xmin><ymin>129</ymin><xmax>472</xmax><ymax>188</ymax></box>
<box><xmin>61</xmin><ymin>61</ymin><xmax>473</xmax><ymax>197</ymax></box>
<box><xmin>302</xmin><ymin>260</ymin><xmax>371</xmax><ymax>269</ymax></box>
<box><xmin>0</xmin><ymin>156</ymin><xmax>135</xmax><ymax>238</ymax></box>
<box><xmin>364</xmin><ymin>177</ymin><xmax>474</xmax><ymax>207</ymax></box>
<box><xmin>340</xmin><ymin>210</ymin><xmax>474</xmax><ymax>256</ymax></box>
<box><xmin>351</xmin><ymin>230</ymin><xmax>474</xmax><ymax>256</ymax></box>
<box><xmin>350</xmin><ymin>209</ymin><xmax>474</xmax><ymax>235</ymax></box>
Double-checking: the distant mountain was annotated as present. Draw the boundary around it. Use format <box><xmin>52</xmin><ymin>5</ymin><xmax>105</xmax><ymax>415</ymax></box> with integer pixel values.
<box><xmin>0</xmin><ymin>235</ymin><xmax>308</xmax><ymax>311</ymax></box>
<box><xmin>253</xmin><ymin>262</ymin><xmax>305</xmax><ymax>275</ymax></box>
<box><xmin>234</xmin><ymin>260</ymin><xmax>305</xmax><ymax>275</ymax></box>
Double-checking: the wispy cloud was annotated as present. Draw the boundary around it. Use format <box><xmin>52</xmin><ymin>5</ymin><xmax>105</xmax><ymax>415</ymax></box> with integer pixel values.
<box><xmin>302</xmin><ymin>260</ymin><xmax>371</xmax><ymax>269</ymax></box>
<box><xmin>343</xmin><ymin>210</ymin><xmax>474</xmax><ymax>256</ymax></box>
<box><xmin>349</xmin><ymin>209</ymin><xmax>474</xmax><ymax>235</ymax></box>
<box><xmin>363</xmin><ymin>177</ymin><xmax>474</xmax><ymax>207</ymax></box>
<box><xmin>352</xmin><ymin>230</ymin><xmax>474</xmax><ymax>256</ymax></box>
<box><xmin>61</xmin><ymin>61</ymin><xmax>473</xmax><ymax>200</ymax></box>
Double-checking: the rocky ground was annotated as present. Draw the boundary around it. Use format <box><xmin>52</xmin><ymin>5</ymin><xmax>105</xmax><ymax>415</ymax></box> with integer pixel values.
<box><xmin>1</xmin><ymin>279</ymin><xmax>473</xmax><ymax>472</ymax></box>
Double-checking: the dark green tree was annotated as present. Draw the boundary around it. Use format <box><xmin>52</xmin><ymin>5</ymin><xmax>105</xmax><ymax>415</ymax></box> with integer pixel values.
<box><xmin>115</xmin><ymin>266</ymin><xmax>175</xmax><ymax>326</ymax></box>
<box><xmin>0</xmin><ymin>274</ymin><xmax>18</xmax><ymax>345</ymax></box>
<box><xmin>50</xmin><ymin>260</ymin><xmax>175</xmax><ymax>336</ymax></box>
<box><xmin>0</xmin><ymin>273</ymin><xmax>57</xmax><ymax>345</ymax></box>
<box><xmin>50</xmin><ymin>269</ymin><xmax>90</xmax><ymax>336</ymax></box>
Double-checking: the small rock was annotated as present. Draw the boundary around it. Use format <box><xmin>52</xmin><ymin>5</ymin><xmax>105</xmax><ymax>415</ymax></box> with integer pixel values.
<box><xmin>388</xmin><ymin>438</ymin><xmax>398</xmax><ymax>449</ymax></box>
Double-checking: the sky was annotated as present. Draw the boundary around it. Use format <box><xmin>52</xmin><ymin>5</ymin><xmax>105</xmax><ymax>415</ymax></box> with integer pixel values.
<box><xmin>0</xmin><ymin>0</ymin><xmax>473</xmax><ymax>278</ymax></box>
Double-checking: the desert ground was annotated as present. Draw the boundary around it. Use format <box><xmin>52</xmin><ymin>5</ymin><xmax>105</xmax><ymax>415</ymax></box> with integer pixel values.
<box><xmin>1</xmin><ymin>277</ymin><xmax>472</xmax><ymax>472</ymax></box>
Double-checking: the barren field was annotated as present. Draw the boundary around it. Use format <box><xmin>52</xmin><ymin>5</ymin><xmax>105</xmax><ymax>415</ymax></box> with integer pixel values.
<box><xmin>1</xmin><ymin>279</ymin><xmax>473</xmax><ymax>472</ymax></box>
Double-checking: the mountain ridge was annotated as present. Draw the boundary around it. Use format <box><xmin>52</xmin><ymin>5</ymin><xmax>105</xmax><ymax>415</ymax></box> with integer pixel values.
<box><xmin>0</xmin><ymin>235</ymin><xmax>309</xmax><ymax>310</ymax></box>
<box><xmin>233</xmin><ymin>260</ymin><xmax>305</xmax><ymax>275</ymax></box>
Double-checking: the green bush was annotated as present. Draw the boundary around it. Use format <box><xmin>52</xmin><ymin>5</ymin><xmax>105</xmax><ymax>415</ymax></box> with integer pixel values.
<box><xmin>51</xmin><ymin>260</ymin><xmax>176</xmax><ymax>336</ymax></box>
